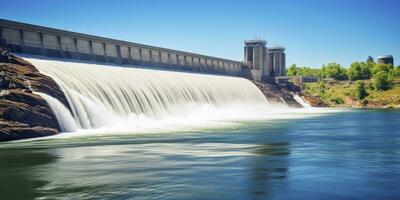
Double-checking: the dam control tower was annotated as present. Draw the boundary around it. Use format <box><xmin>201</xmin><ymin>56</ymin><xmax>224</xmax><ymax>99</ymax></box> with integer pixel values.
<box><xmin>244</xmin><ymin>40</ymin><xmax>286</xmax><ymax>81</ymax></box>
<box><xmin>267</xmin><ymin>46</ymin><xmax>286</xmax><ymax>77</ymax></box>
<box><xmin>244</xmin><ymin>40</ymin><xmax>267</xmax><ymax>81</ymax></box>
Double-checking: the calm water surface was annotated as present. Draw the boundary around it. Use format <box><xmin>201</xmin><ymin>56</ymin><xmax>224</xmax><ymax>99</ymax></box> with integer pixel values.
<box><xmin>0</xmin><ymin>109</ymin><xmax>399</xmax><ymax>200</ymax></box>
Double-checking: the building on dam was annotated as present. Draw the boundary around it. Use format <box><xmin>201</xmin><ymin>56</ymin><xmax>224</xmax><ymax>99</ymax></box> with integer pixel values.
<box><xmin>244</xmin><ymin>40</ymin><xmax>286</xmax><ymax>81</ymax></box>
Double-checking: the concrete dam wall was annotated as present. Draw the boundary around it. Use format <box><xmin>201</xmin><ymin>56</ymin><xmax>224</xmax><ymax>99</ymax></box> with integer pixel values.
<box><xmin>0</xmin><ymin>19</ymin><xmax>244</xmax><ymax>76</ymax></box>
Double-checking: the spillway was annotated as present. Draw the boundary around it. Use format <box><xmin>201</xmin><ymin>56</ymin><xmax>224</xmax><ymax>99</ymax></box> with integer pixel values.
<box><xmin>23</xmin><ymin>57</ymin><xmax>270</xmax><ymax>132</ymax></box>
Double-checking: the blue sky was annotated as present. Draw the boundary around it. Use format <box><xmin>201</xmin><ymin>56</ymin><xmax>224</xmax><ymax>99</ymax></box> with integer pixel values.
<box><xmin>1</xmin><ymin>0</ymin><xmax>399</xmax><ymax>67</ymax></box>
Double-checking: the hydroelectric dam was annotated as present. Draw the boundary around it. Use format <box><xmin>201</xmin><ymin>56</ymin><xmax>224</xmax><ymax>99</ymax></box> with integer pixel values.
<box><xmin>0</xmin><ymin>19</ymin><xmax>287</xmax><ymax>81</ymax></box>
<box><xmin>0</xmin><ymin>19</ymin><xmax>301</xmax><ymax>140</ymax></box>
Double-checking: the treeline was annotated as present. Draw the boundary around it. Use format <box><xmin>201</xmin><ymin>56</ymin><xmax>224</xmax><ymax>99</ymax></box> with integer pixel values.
<box><xmin>287</xmin><ymin>62</ymin><xmax>400</xmax><ymax>90</ymax></box>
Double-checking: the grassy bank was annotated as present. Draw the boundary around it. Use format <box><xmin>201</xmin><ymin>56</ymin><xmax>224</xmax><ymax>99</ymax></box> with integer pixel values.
<box><xmin>303</xmin><ymin>79</ymin><xmax>400</xmax><ymax>108</ymax></box>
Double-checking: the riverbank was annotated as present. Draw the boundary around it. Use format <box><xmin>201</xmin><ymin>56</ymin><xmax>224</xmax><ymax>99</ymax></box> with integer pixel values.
<box><xmin>302</xmin><ymin>79</ymin><xmax>400</xmax><ymax>108</ymax></box>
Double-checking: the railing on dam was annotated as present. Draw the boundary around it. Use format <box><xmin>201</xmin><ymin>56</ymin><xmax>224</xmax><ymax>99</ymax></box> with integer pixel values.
<box><xmin>0</xmin><ymin>19</ymin><xmax>244</xmax><ymax>76</ymax></box>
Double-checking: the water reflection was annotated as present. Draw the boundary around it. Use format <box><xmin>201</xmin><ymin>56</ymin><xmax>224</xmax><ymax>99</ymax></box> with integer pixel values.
<box><xmin>0</xmin><ymin>149</ymin><xmax>58</xmax><ymax>199</ymax></box>
<box><xmin>1</xmin><ymin>110</ymin><xmax>398</xmax><ymax>199</ymax></box>
<box><xmin>248</xmin><ymin>142</ymin><xmax>290</xmax><ymax>200</ymax></box>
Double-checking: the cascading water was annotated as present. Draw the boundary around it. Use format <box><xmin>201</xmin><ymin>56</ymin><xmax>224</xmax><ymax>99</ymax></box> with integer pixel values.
<box><xmin>23</xmin><ymin>57</ymin><xmax>271</xmax><ymax>133</ymax></box>
<box><xmin>292</xmin><ymin>92</ymin><xmax>312</xmax><ymax>108</ymax></box>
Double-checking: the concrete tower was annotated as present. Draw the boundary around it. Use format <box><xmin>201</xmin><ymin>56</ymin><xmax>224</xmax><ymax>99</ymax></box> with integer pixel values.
<box><xmin>267</xmin><ymin>47</ymin><xmax>286</xmax><ymax>77</ymax></box>
<box><xmin>377</xmin><ymin>55</ymin><xmax>394</xmax><ymax>65</ymax></box>
<box><xmin>244</xmin><ymin>40</ymin><xmax>267</xmax><ymax>81</ymax></box>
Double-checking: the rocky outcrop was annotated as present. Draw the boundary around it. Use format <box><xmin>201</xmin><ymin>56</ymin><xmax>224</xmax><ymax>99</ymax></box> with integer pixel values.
<box><xmin>0</xmin><ymin>51</ymin><xmax>68</xmax><ymax>142</ymax></box>
<box><xmin>252</xmin><ymin>80</ymin><xmax>303</xmax><ymax>108</ymax></box>
<box><xmin>0</xmin><ymin>51</ymin><xmax>69</xmax><ymax>107</ymax></box>
<box><xmin>299</xmin><ymin>93</ymin><xmax>328</xmax><ymax>107</ymax></box>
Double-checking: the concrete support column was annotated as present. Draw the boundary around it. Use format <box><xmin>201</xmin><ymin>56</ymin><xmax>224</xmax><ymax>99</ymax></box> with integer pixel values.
<box><xmin>102</xmin><ymin>42</ymin><xmax>106</xmax><ymax>56</ymax></box>
<box><xmin>39</xmin><ymin>33</ymin><xmax>44</xmax><ymax>51</ymax></box>
<box><xmin>19</xmin><ymin>29</ymin><xmax>24</xmax><ymax>46</ymax></box>
<box><xmin>89</xmin><ymin>41</ymin><xmax>94</xmax><ymax>54</ymax></box>
<box><xmin>73</xmin><ymin>38</ymin><xmax>78</xmax><ymax>53</ymax></box>
<box><xmin>57</xmin><ymin>35</ymin><xmax>61</xmax><ymax>50</ymax></box>
<box><xmin>116</xmin><ymin>45</ymin><xmax>122</xmax><ymax>64</ymax></box>
<box><xmin>149</xmin><ymin>50</ymin><xmax>152</xmax><ymax>62</ymax></box>
<box><xmin>128</xmin><ymin>47</ymin><xmax>132</xmax><ymax>60</ymax></box>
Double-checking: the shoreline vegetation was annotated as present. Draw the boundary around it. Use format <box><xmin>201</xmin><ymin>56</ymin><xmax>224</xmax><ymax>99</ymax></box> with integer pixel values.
<box><xmin>289</xmin><ymin>62</ymin><xmax>400</xmax><ymax>108</ymax></box>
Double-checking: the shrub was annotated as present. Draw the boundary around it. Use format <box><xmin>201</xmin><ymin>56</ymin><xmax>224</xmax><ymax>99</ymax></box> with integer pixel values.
<box><xmin>322</xmin><ymin>63</ymin><xmax>348</xmax><ymax>80</ymax></box>
<box><xmin>372</xmin><ymin>71</ymin><xmax>393</xmax><ymax>91</ymax></box>
<box><xmin>393</xmin><ymin>66</ymin><xmax>400</xmax><ymax>77</ymax></box>
<box><xmin>372</xmin><ymin>63</ymin><xmax>394</xmax><ymax>75</ymax></box>
<box><xmin>347</xmin><ymin>62</ymin><xmax>372</xmax><ymax>80</ymax></box>
<box><xmin>354</xmin><ymin>80</ymin><xmax>368</xmax><ymax>100</ymax></box>
<box><xmin>330</xmin><ymin>97</ymin><xmax>344</xmax><ymax>104</ymax></box>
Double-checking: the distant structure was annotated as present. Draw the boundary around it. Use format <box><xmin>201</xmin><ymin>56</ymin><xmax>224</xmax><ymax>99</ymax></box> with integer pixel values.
<box><xmin>377</xmin><ymin>55</ymin><xmax>394</xmax><ymax>65</ymax></box>
<box><xmin>244</xmin><ymin>40</ymin><xmax>286</xmax><ymax>81</ymax></box>
<box><xmin>367</xmin><ymin>56</ymin><xmax>374</xmax><ymax>63</ymax></box>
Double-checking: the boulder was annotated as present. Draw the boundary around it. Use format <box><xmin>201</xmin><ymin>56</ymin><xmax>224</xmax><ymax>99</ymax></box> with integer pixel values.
<box><xmin>0</xmin><ymin>51</ymin><xmax>70</xmax><ymax>108</ymax></box>
<box><xmin>0</xmin><ymin>51</ymin><xmax>69</xmax><ymax>142</ymax></box>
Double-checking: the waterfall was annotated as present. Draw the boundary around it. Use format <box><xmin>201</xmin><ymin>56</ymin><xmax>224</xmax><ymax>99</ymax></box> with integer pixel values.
<box><xmin>24</xmin><ymin>57</ymin><xmax>270</xmax><ymax>132</ymax></box>
<box><xmin>35</xmin><ymin>92</ymin><xmax>77</xmax><ymax>132</ymax></box>
<box><xmin>292</xmin><ymin>93</ymin><xmax>311</xmax><ymax>108</ymax></box>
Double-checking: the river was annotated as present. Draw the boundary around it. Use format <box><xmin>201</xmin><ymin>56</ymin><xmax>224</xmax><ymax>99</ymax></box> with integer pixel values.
<box><xmin>0</xmin><ymin>109</ymin><xmax>399</xmax><ymax>200</ymax></box>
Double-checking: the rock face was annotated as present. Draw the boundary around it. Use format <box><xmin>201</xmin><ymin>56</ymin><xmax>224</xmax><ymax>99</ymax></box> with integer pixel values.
<box><xmin>299</xmin><ymin>93</ymin><xmax>328</xmax><ymax>107</ymax></box>
<box><xmin>0</xmin><ymin>51</ymin><xmax>69</xmax><ymax>142</ymax></box>
<box><xmin>252</xmin><ymin>81</ymin><xmax>303</xmax><ymax>108</ymax></box>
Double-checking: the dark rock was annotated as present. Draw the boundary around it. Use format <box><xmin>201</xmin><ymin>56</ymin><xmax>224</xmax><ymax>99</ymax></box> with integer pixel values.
<box><xmin>0</xmin><ymin>126</ymin><xmax>58</xmax><ymax>142</ymax></box>
<box><xmin>0</xmin><ymin>92</ymin><xmax>59</xmax><ymax>129</ymax></box>
<box><xmin>0</xmin><ymin>50</ymin><xmax>69</xmax><ymax>142</ymax></box>
<box><xmin>0</xmin><ymin>52</ymin><xmax>70</xmax><ymax>108</ymax></box>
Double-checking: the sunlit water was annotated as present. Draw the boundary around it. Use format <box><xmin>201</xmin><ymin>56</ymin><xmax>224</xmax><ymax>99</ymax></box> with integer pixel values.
<box><xmin>1</xmin><ymin>109</ymin><xmax>399</xmax><ymax>200</ymax></box>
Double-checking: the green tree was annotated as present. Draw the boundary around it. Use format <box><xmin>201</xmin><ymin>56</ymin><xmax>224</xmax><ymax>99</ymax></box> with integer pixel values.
<box><xmin>347</xmin><ymin>62</ymin><xmax>372</xmax><ymax>80</ymax></box>
<box><xmin>287</xmin><ymin>64</ymin><xmax>298</xmax><ymax>76</ymax></box>
<box><xmin>354</xmin><ymin>80</ymin><xmax>368</xmax><ymax>100</ymax></box>
<box><xmin>362</xmin><ymin>62</ymin><xmax>374</xmax><ymax>78</ymax></box>
<box><xmin>372</xmin><ymin>71</ymin><xmax>394</xmax><ymax>91</ymax></box>
<box><xmin>372</xmin><ymin>63</ymin><xmax>394</xmax><ymax>75</ymax></box>
<box><xmin>286</xmin><ymin>65</ymin><xmax>323</xmax><ymax>77</ymax></box>
<box><xmin>323</xmin><ymin>63</ymin><xmax>348</xmax><ymax>80</ymax></box>
<box><xmin>319</xmin><ymin>82</ymin><xmax>326</xmax><ymax>97</ymax></box>
<box><xmin>347</xmin><ymin>62</ymin><xmax>363</xmax><ymax>80</ymax></box>
<box><xmin>393</xmin><ymin>65</ymin><xmax>400</xmax><ymax>77</ymax></box>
